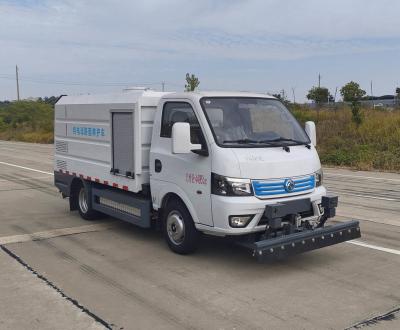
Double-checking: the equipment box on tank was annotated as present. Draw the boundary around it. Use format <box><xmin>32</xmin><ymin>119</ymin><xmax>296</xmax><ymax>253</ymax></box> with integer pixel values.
<box><xmin>54</xmin><ymin>89</ymin><xmax>169</xmax><ymax>193</ymax></box>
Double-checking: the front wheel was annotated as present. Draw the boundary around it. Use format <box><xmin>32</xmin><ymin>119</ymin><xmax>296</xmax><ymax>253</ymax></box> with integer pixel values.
<box><xmin>163</xmin><ymin>199</ymin><xmax>199</xmax><ymax>254</ymax></box>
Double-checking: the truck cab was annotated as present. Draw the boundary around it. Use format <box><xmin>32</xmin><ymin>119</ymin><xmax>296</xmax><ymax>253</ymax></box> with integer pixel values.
<box><xmin>149</xmin><ymin>92</ymin><xmax>329</xmax><ymax>248</ymax></box>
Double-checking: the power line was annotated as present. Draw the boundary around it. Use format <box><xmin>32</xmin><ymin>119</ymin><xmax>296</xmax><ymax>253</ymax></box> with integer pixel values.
<box><xmin>0</xmin><ymin>74</ymin><xmax>182</xmax><ymax>89</ymax></box>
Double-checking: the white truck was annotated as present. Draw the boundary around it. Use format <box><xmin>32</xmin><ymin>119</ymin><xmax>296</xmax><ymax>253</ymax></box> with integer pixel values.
<box><xmin>54</xmin><ymin>89</ymin><xmax>360</xmax><ymax>260</ymax></box>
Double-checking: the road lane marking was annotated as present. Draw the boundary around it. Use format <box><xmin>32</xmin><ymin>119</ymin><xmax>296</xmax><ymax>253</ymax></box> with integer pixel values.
<box><xmin>347</xmin><ymin>240</ymin><xmax>400</xmax><ymax>256</ymax></box>
<box><xmin>329</xmin><ymin>190</ymin><xmax>399</xmax><ymax>202</ymax></box>
<box><xmin>0</xmin><ymin>175</ymin><xmax>53</xmax><ymax>183</ymax></box>
<box><xmin>325</xmin><ymin>172</ymin><xmax>400</xmax><ymax>182</ymax></box>
<box><xmin>0</xmin><ymin>223</ymin><xmax>117</xmax><ymax>245</ymax></box>
<box><xmin>0</xmin><ymin>161</ymin><xmax>53</xmax><ymax>175</ymax></box>
<box><xmin>1</xmin><ymin>219</ymin><xmax>399</xmax><ymax>257</ymax></box>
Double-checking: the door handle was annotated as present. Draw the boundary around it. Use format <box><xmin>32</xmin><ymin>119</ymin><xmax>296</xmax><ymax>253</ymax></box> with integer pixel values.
<box><xmin>155</xmin><ymin>159</ymin><xmax>162</xmax><ymax>173</ymax></box>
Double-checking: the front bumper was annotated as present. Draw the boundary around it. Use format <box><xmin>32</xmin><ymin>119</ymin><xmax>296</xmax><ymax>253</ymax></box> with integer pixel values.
<box><xmin>238</xmin><ymin>220</ymin><xmax>361</xmax><ymax>261</ymax></box>
<box><xmin>196</xmin><ymin>186</ymin><xmax>326</xmax><ymax>236</ymax></box>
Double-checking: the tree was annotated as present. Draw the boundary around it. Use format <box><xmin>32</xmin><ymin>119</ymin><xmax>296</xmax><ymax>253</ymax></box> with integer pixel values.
<box><xmin>272</xmin><ymin>92</ymin><xmax>291</xmax><ymax>106</ymax></box>
<box><xmin>340</xmin><ymin>81</ymin><xmax>366</xmax><ymax>126</ymax></box>
<box><xmin>306</xmin><ymin>87</ymin><xmax>330</xmax><ymax>105</ymax></box>
<box><xmin>185</xmin><ymin>73</ymin><xmax>200</xmax><ymax>92</ymax></box>
<box><xmin>38</xmin><ymin>96</ymin><xmax>59</xmax><ymax>107</ymax></box>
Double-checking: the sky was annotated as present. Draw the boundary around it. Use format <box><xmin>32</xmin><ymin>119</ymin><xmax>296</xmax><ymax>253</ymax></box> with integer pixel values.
<box><xmin>0</xmin><ymin>0</ymin><xmax>399</xmax><ymax>102</ymax></box>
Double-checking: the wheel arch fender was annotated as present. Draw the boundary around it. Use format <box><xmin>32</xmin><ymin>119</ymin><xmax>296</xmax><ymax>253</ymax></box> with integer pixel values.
<box><xmin>158</xmin><ymin>184</ymin><xmax>200</xmax><ymax>224</ymax></box>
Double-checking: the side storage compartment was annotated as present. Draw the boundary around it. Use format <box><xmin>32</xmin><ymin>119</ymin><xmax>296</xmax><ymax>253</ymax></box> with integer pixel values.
<box><xmin>111</xmin><ymin>112</ymin><xmax>135</xmax><ymax>178</ymax></box>
<box><xmin>91</xmin><ymin>186</ymin><xmax>151</xmax><ymax>228</ymax></box>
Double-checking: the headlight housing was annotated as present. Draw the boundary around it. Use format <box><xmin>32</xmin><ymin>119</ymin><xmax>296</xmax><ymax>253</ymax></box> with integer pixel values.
<box><xmin>315</xmin><ymin>168</ymin><xmax>323</xmax><ymax>187</ymax></box>
<box><xmin>211</xmin><ymin>173</ymin><xmax>253</xmax><ymax>196</ymax></box>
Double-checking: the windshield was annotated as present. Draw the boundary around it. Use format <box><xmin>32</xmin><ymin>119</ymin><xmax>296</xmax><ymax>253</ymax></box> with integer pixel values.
<box><xmin>200</xmin><ymin>97</ymin><xmax>310</xmax><ymax>147</ymax></box>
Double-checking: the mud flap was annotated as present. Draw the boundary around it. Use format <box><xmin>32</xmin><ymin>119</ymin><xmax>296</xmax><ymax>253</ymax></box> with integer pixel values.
<box><xmin>239</xmin><ymin>220</ymin><xmax>361</xmax><ymax>261</ymax></box>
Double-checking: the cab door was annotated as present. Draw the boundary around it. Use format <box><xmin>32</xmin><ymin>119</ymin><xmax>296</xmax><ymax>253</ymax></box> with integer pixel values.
<box><xmin>150</xmin><ymin>100</ymin><xmax>213</xmax><ymax>226</ymax></box>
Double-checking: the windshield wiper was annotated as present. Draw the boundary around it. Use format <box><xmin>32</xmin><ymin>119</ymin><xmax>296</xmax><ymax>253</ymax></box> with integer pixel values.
<box><xmin>223</xmin><ymin>138</ymin><xmax>260</xmax><ymax>144</ymax></box>
<box><xmin>222</xmin><ymin>137</ymin><xmax>311</xmax><ymax>149</ymax></box>
<box><xmin>260</xmin><ymin>137</ymin><xmax>311</xmax><ymax>149</ymax></box>
<box><xmin>222</xmin><ymin>138</ymin><xmax>280</xmax><ymax>146</ymax></box>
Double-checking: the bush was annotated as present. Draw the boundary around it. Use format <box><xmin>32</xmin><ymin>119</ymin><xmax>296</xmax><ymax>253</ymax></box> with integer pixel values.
<box><xmin>0</xmin><ymin>100</ymin><xmax>54</xmax><ymax>143</ymax></box>
<box><xmin>289</xmin><ymin>104</ymin><xmax>400</xmax><ymax>172</ymax></box>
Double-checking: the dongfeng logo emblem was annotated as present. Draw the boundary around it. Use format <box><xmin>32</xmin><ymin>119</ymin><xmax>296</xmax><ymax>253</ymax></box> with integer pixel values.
<box><xmin>284</xmin><ymin>179</ymin><xmax>295</xmax><ymax>192</ymax></box>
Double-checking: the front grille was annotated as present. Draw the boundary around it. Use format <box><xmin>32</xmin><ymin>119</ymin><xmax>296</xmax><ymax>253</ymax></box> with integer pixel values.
<box><xmin>252</xmin><ymin>174</ymin><xmax>315</xmax><ymax>198</ymax></box>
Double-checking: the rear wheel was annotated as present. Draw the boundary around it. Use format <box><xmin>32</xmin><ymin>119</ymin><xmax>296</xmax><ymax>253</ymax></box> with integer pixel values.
<box><xmin>163</xmin><ymin>199</ymin><xmax>199</xmax><ymax>254</ymax></box>
<box><xmin>77</xmin><ymin>182</ymin><xmax>101</xmax><ymax>220</ymax></box>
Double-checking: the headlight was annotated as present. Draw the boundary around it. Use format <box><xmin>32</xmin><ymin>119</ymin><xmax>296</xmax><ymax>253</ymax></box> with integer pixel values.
<box><xmin>211</xmin><ymin>173</ymin><xmax>253</xmax><ymax>196</ymax></box>
<box><xmin>315</xmin><ymin>169</ymin><xmax>323</xmax><ymax>187</ymax></box>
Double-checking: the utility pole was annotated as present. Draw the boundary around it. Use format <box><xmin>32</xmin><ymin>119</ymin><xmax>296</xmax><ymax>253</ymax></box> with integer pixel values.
<box><xmin>318</xmin><ymin>73</ymin><xmax>321</xmax><ymax>88</ymax></box>
<box><xmin>161</xmin><ymin>81</ymin><xmax>165</xmax><ymax>92</ymax></box>
<box><xmin>334</xmin><ymin>87</ymin><xmax>338</xmax><ymax>114</ymax></box>
<box><xmin>16</xmin><ymin>65</ymin><xmax>20</xmax><ymax>101</ymax></box>
<box><xmin>370</xmin><ymin>80</ymin><xmax>374</xmax><ymax>108</ymax></box>
<box><xmin>291</xmin><ymin>87</ymin><xmax>296</xmax><ymax>104</ymax></box>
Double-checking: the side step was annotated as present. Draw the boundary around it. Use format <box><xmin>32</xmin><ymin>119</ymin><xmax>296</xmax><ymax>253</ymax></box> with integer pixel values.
<box><xmin>239</xmin><ymin>220</ymin><xmax>361</xmax><ymax>261</ymax></box>
<box><xmin>91</xmin><ymin>186</ymin><xmax>151</xmax><ymax>228</ymax></box>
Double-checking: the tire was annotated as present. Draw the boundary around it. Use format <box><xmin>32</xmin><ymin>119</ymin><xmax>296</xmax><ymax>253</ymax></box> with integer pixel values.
<box><xmin>77</xmin><ymin>182</ymin><xmax>101</xmax><ymax>220</ymax></box>
<box><xmin>162</xmin><ymin>198</ymin><xmax>199</xmax><ymax>254</ymax></box>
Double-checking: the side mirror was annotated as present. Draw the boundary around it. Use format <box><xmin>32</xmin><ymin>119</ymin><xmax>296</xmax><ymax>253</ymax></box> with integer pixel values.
<box><xmin>171</xmin><ymin>122</ymin><xmax>202</xmax><ymax>154</ymax></box>
<box><xmin>305</xmin><ymin>121</ymin><xmax>316</xmax><ymax>146</ymax></box>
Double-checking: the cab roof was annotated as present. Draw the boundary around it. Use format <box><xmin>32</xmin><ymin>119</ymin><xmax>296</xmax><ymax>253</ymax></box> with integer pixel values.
<box><xmin>56</xmin><ymin>90</ymin><xmax>276</xmax><ymax>105</ymax></box>
<box><xmin>165</xmin><ymin>91</ymin><xmax>277</xmax><ymax>100</ymax></box>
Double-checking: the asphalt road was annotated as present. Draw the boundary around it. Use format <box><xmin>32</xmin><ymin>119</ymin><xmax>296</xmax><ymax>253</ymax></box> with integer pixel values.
<box><xmin>0</xmin><ymin>140</ymin><xmax>399</xmax><ymax>330</ymax></box>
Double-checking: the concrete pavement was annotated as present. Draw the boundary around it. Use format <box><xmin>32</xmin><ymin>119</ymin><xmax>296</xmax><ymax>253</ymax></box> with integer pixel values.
<box><xmin>0</xmin><ymin>246</ymin><xmax>107</xmax><ymax>330</ymax></box>
<box><xmin>0</xmin><ymin>140</ymin><xmax>399</xmax><ymax>329</ymax></box>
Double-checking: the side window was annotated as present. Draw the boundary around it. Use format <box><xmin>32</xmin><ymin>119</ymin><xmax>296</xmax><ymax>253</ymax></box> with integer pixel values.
<box><xmin>160</xmin><ymin>102</ymin><xmax>203</xmax><ymax>144</ymax></box>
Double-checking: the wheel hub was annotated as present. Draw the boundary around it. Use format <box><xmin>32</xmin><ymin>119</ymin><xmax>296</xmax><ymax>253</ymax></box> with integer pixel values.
<box><xmin>166</xmin><ymin>211</ymin><xmax>185</xmax><ymax>245</ymax></box>
<box><xmin>78</xmin><ymin>188</ymin><xmax>88</xmax><ymax>214</ymax></box>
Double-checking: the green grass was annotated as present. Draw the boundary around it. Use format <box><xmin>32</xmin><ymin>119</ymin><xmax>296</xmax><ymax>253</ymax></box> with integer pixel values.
<box><xmin>290</xmin><ymin>104</ymin><xmax>400</xmax><ymax>172</ymax></box>
<box><xmin>0</xmin><ymin>100</ymin><xmax>54</xmax><ymax>143</ymax></box>
<box><xmin>1</xmin><ymin>100</ymin><xmax>399</xmax><ymax>172</ymax></box>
